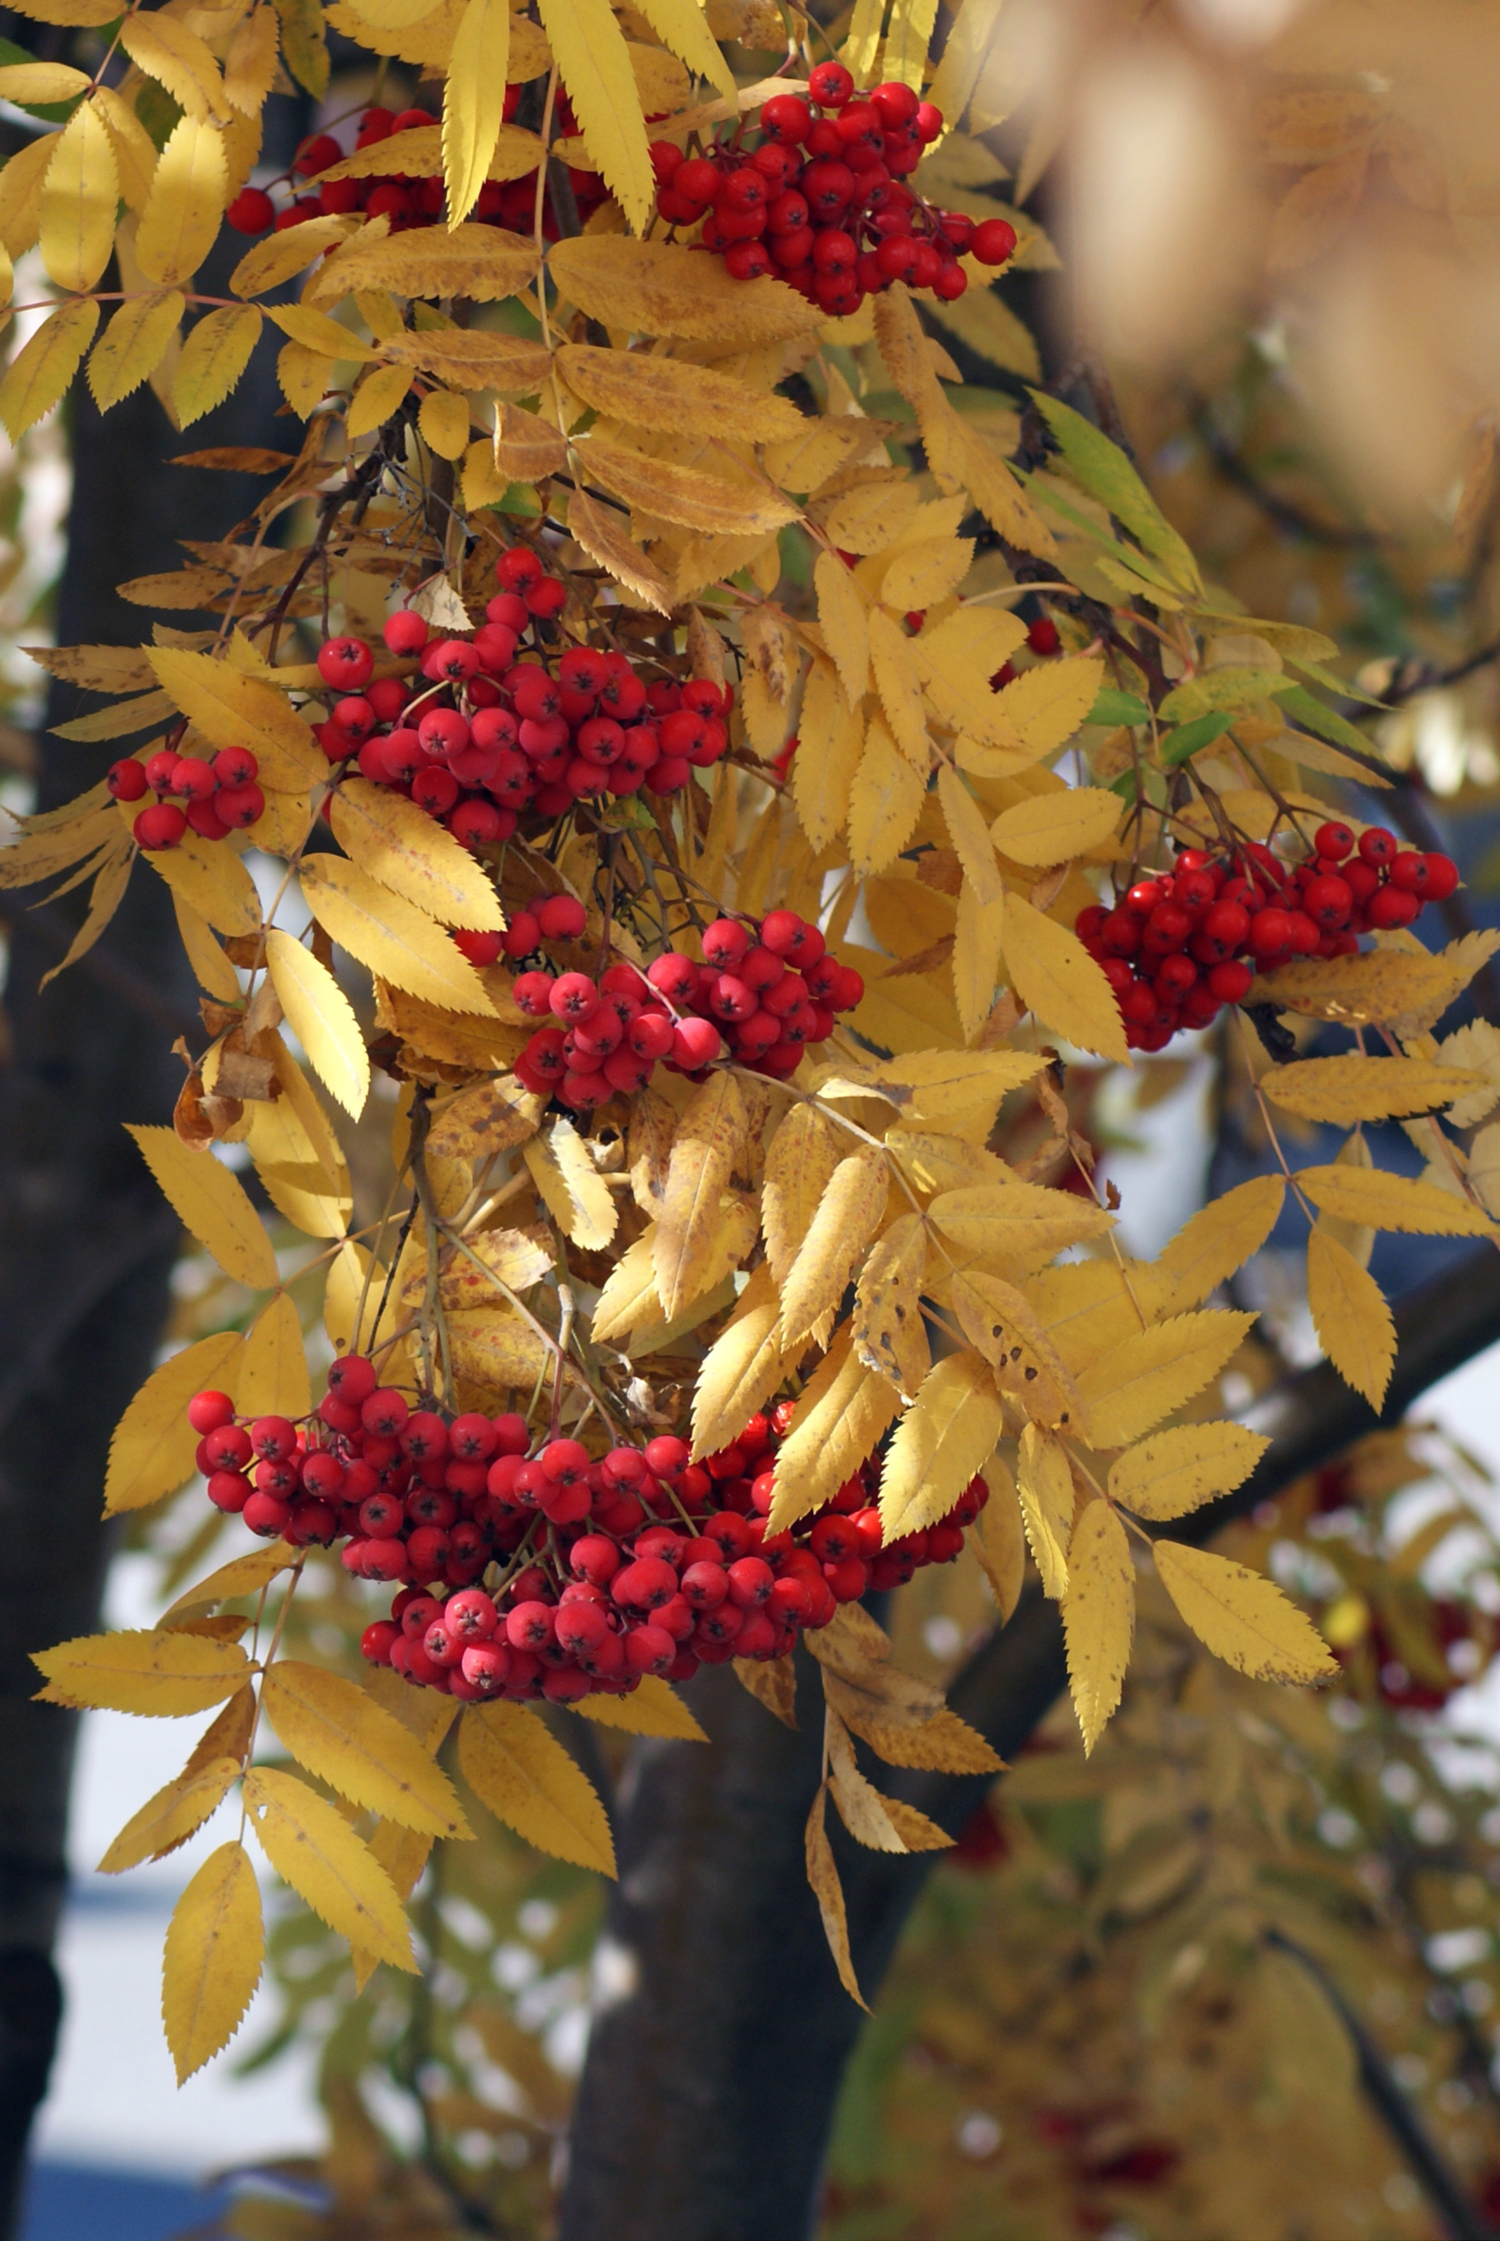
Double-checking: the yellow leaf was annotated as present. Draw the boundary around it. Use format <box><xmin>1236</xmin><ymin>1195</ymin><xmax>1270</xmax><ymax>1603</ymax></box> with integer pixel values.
<box><xmin>1154</xmin><ymin>1176</ymin><xmax>1284</xmax><ymax>1311</ymax></box>
<box><xmin>261</xmin><ymin>1662</ymin><xmax>471</xmax><ymax>1836</ymax></box>
<box><xmin>1154</xmin><ymin>1541</ymin><xmax>1338</xmax><ymax>1684</ymax></box>
<box><xmin>1078</xmin><ymin>1310</ymin><xmax>1256</xmax><ymax>1450</ymax></box>
<box><xmin>766</xmin><ymin>1321</ymin><xmax>901</xmax><ymax>1533</ymax></box>
<box><xmin>1016</xmin><ymin>1420</ymin><xmax>1075</xmax><ymax>1598</ymax></box>
<box><xmin>653</xmin><ymin>1071</ymin><xmax>745</xmax><ymax>1321</ymax></box>
<box><xmin>104</xmin><ymin>1329</ymin><xmax>244</xmax><ymax>1514</ymax></box>
<box><xmin>120</xmin><ymin>12</ymin><xmax>228</xmax><ymax>120</ymax></box>
<box><xmin>992</xmin><ymin>786</ymin><xmax>1122</xmax><ymax>867</ymax></box>
<box><xmin>778</xmin><ymin>1149</ymin><xmax>888</xmax><ymax>1352</ymax></box>
<box><xmin>309</xmin><ymin>221</ymin><xmax>539</xmax><ymax>308</ymax></box>
<box><xmin>242</xmin><ymin>1767</ymin><xmax>418</xmax><ymax>1968</ymax></box>
<box><xmin>0</xmin><ymin>62</ymin><xmax>91</xmax><ymax>100</ymax></box>
<box><xmin>572</xmin><ymin>1675</ymin><xmax>708</xmax><ymax>1741</ymax></box>
<box><xmin>1262</xmin><ymin>1055</ymin><xmax>1492</xmax><ymax>1126</ymax></box>
<box><xmin>161</xmin><ymin>1544</ymin><xmax>297</xmax><ymax>1624</ymax></box>
<box><xmin>328</xmin><ymin>777</ymin><xmax>502</xmax><ymax>930</ymax></box>
<box><xmin>161</xmin><ymin>1841</ymin><xmax>263</xmax><ymax>2082</ymax></box>
<box><xmin>127</xmin><ymin>1124</ymin><xmax>277</xmax><ymax>1288</ymax></box>
<box><xmin>814</xmin><ymin>551</ymin><xmax>869</xmax><ymax>708</ymax></box>
<box><xmin>848</xmin><ymin>711</ymin><xmax>925</xmax><ymax>875</ymax></box>
<box><xmin>445</xmin><ymin>1310</ymin><xmax>558</xmax><ymax>1407</ymax></box>
<box><xmin>534</xmin><ymin>0</ymin><xmax>651</xmax><ymax>231</ymax></box>
<box><xmin>937</xmin><ymin>774</ymin><xmax>1000</xmax><ymax>912</ymax></box>
<box><xmin>928</xmin><ymin>1176</ymin><xmax>1114</xmax><ymax>1266</ymax></box>
<box><xmin>867</xmin><ymin>606</ymin><xmax>929</xmax><ymax>768</ymax></box>
<box><xmin>524</xmin><ymin>1119</ymin><xmax>617</xmax><ymax>1252</ymax></box>
<box><xmin>805</xmin><ymin>1784</ymin><xmax>866</xmax><ymax>2007</ymax></box>
<box><xmin>237</xmin><ymin>1292</ymin><xmax>312</xmax><ymax>1420</ymax></box>
<box><xmin>34</xmin><ymin>1628</ymin><xmax>251</xmax><ymax>1715</ymax></box>
<box><xmin>458</xmin><ymin>1702</ymin><xmax>616</xmax><ymax>1873</ymax></box>
<box><xmin>1107</xmin><ymin>1421</ymin><xmax>1270</xmax><ymax>1521</ymax></box>
<box><xmin>148</xmin><ymin>647</ymin><xmax>323</xmax><ymax>791</ymax></box>
<box><xmin>0</xmin><ymin>296</ymin><xmax>98</xmax><ymax>438</ymax></box>
<box><xmin>1061</xmin><ymin>1500</ymin><xmax>1134</xmax><ymax>1752</ymax></box>
<box><xmin>793</xmin><ymin>657</ymin><xmax>864</xmax><ymax>854</ymax></box>
<box><xmin>1253</xmin><ymin>934</ymin><xmax>1500</xmax><ymax>1035</ymax></box>
<box><xmin>975</xmin><ymin>658</ymin><xmax>1104</xmax><ymax>768</ymax></box>
<box><xmin>347</xmin><ymin>358</ymin><xmax>413</xmax><ymax>440</ymax></box>
<box><xmin>265</xmin><ymin>930</ymin><xmax>368</xmax><ymax>1118</ymax></box>
<box><xmin>852</xmin><ymin>1209</ymin><xmax>931</xmax><ymax>1402</ymax></box>
<box><xmin>230</xmin><ymin>213</ymin><xmax>354</xmax><ymax>298</ymax></box>
<box><xmin>299</xmin><ymin>854</ymin><xmax>497</xmax><ymax>1014</ymax></box>
<box><xmin>580</xmin><ymin>435</ymin><xmax>797</xmax><ymax>536</ymax></box>
<box><xmin>558</xmin><ymin>342</ymin><xmax>803</xmax><ymax>443</ymax></box>
<box><xmin>587</xmin><ymin>1233</ymin><xmax>660</xmax><ymax>1344</ymax></box>
<box><xmin>88</xmin><ymin>290</ymin><xmax>185</xmax><ymax>412</ymax></box>
<box><xmin>39</xmin><ymin>99</ymin><xmax>118</xmax><ymax>294</ymax></box>
<box><xmin>99</xmin><ymin>1756</ymin><xmax>240</xmax><ymax>1873</ymax></box>
<box><xmin>826</xmin><ymin>1706</ymin><xmax>907</xmax><ymax>1852</ymax></box>
<box><xmin>879</xmin><ymin>1350</ymin><xmax>1003</xmax><ymax>1541</ymax></box>
<box><xmin>567</xmin><ymin>485</ymin><xmax>672</xmax><ymax>612</ymax></box>
<box><xmin>1295</xmin><ymin>1161</ymin><xmax>1493</xmax><ymax>1236</ymax></box>
<box><xmin>277</xmin><ymin>336</ymin><xmax>331</xmax><ymax>417</ymax></box>
<box><xmin>135</xmin><ymin>114</ymin><xmax>227</xmax><ymax>288</ymax></box>
<box><xmin>441</xmin><ymin>0</ymin><xmax>509</xmax><ymax>224</ymax></box>
<box><xmin>975</xmin><ymin>1459</ymin><xmax>1026</xmax><ymax>1618</ymax></box>
<box><xmin>691</xmin><ymin>1264</ymin><xmax>785</xmax><ymax>1460</ymax></box>
<box><xmin>632</xmin><ymin>0</ymin><xmax>734</xmax><ymax>96</ymax></box>
<box><xmin>951</xmin><ymin>1266</ymin><xmax>1084</xmax><ymax>1432</ymax></box>
<box><xmin>952</xmin><ymin>884</ymin><xmax>1005</xmax><ymax>1044</ymax></box>
<box><xmin>548</xmin><ymin>234</ymin><xmax>822</xmax><ymax>344</ymax></box>
<box><xmin>175</xmin><ymin>304</ymin><xmax>264</xmax><ymax>427</ymax></box>
<box><xmin>265</xmin><ymin>302</ymin><xmax>379</xmax><ymax>362</ymax></box>
<box><xmin>734</xmin><ymin>1651</ymin><xmax>798</xmax><ymax>1728</ymax></box>
<box><xmin>1307</xmin><ymin>1227</ymin><xmax>1396</xmax><ymax>1408</ymax></box>
<box><xmin>418</xmin><ymin>386</ymin><xmax>470</xmax><ymax>460</ymax></box>
<box><xmin>141</xmin><ymin>834</ymin><xmax>263</xmax><ymax>937</ymax></box>
<box><xmin>762</xmin><ymin>1102</ymin><xmax>842</xmax><ymax>1294</ymax></box>
<box><xmin>880</xmin><ymin>535</ymin><xmax>973</xmax><ymax>614</ymax></box>
<box><xmin>225</xmin><ymin>6</ymin><xmax>279</xmax><ymax>114</ymax></box>
<box><xmin>1002</xmin><ymin>894</ymin><xmax>1128</xmax><ymax>1062</ymax></box>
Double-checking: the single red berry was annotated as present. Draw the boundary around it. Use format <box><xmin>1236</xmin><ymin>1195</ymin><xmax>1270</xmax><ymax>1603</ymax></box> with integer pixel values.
<box><xmin>1422</xmin><ymin>852</ymin><xmax>1460</xmax><ymax>901</ymax></box>
<box><xmin>227</xmin><ymin>186</ymin><xmax>275</xmax><ymax>235</ymax></box>
<box><xmin>1358</xmin><ymin>827</ymin><xmax>1397</xmax><ymax>866</ymax></box>
<box><xmin>1388</xmin><ymin>850</ymin><xmax>1431</xmax><ymax>893</ymax></box>
<box><xmin>1369</xmin><ymin>884</ymin><xmax>1419</xmax><ymax>929</ymax></box>
<box><xmin>809</xmin><ymin>59</ymin><xmax>854</xmax><ymax>107</ymax></box>
<box><xmin>133</xmin><ymin>803</ymin><xmax>186</xmax><ymax>850</ymax></box>
<box><xmin>762</xmin><ymin>92</ymin><xmax>812</xmax><ymax>142</ymax></box>
<box><xmin>188</xmin><ymin>1390</ymin><xmax>236</xmax><ymax>1435</ymax></box>
<box><xmin>454</xmin><ymin>930</ymin><xmax>503</xmax><ymax>967</ymax></box>
<box><xmin>537</xmin><ymin>893</ymin><xmax>587</xmax><ymax>941</ymax></box>
<box><xmin>316</xmin><ymin>636</ymin><xmax>373</xmax><ymax>690</ymax></box>
<box><xmin>970</xmin><ymin>216</ymin><xmax>1018</xmax><ymax>265</ymax></box>
<box><xmin>107</xmin><ymin>757</ymin><xmax>147</xmax><ymax>801</ymax></box>
<box><xmin>1313</xmin><ymin>820</ymin><xmax>1355</xmax><ymax>861</ymax></box>
<box><xmin>327</xmin><ymin>1353</ymin><xmax>376</xmax><ymax>1403</ymax></box>
<box><xmin>1026</xmin><ymin>616</ymin><xmax>1060</xmax><ymax>655</ymax></box>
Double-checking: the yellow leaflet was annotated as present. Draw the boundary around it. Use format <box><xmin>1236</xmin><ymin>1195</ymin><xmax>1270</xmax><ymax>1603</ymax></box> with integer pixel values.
<box><xmin>880</xmin><ymin>534</ymin><xmax>972</xmax><ymax>613</ymax></box>
<box><xmin>975</xmin><ymin>1459</ymin><xmax>1026</xmax><ymax>1619</ymax></box>
<box><xmin>867</xmin><ymin>606</ymin><xmax>929</xmax><ymax>767</ymax></box>
<box><xmin>277</xmin><ymin>336</ymin><xmax>331</xmax><ymax>417</ymax></box>
<box><xmin>558</xmin><ymin>343</ymin><xmax>803</xmax><ymax>444</ymax></box>
<box><xmin>953</xmin><ymin>884</ymin><xmax>1005</xmax><ymax>1044</ymax></box>
<box><xmin>1078</xmin><ymin>1309</ymin><xmax>1256</xmax><ymax>1450</ymax></box>
<box><xmin>88</xmin><ymin>292</ymin><xmax>185</xmax><ymax>413</ymax></box>
<box><xmin>568</xmin><ymin>486</ymin><xmax>673</xmax><ymax>614</ymax></box>
<box><xmin>0</xmin><ymin>297</ymin><xmax>99</xmax><ymax>440</ymax></box>
<box><xmin>762</xmin><ymin>1101</ymin><xmax>842</xmax><ymax>1293</ymax></box>
<box><xmin>94</xmin><ymin>86</ymin><xmax>157</xmax><ymax>212</ymax></box>
<box><xmin>793</xmin><ymin>657</ymin><xmax>864</xmax><ymax>854</ymax></box>
<box><xmin>349</xmin><ymin>360</ymin><xmax>414</xmax><ymax>441</ymax></box>
<box><xmin>300</xmin><ymin>855</ymin><xmax>497</xmax><ymax>1015</ymax></box>
<box><xmin>265</xmin><ymin>930</ymin><xmax>368</xmax><ymax>1118</ymax></box>
<box><xmin>328</xmin><ymin>778</ymin><xmax>502</xmax><ymax>931</ymax></box>
<box><xmin>237</xmin><ymin>1293</ymin><xmax>312</xmax><ymax>1421</ymax></box>
<box><xmin>39</xmin><ymin>100</ymin><xmax>118</xmax><ymax>295</ymax></box>
<box><xmin>767</xmin><ymin>1321</ymin><xmax>901</xmax><ymax>1533</ymax></box>
<box><xmin>149</xmin><ymin>645</ymin><xmax>321</xmax><ymax>793</ymax></box>
<box><xmin>992</xmin><ymin>786</ymin><xmax>1121</xmax><ymax>867</ymax></box>
<box><xmin>127</xmin><ymin>1124</ymin><xmax>277</xmax><ymax>1288</ymax></box>
<box><xmin>98</xmin><ymin>1756</ymin><xmax>240</xmax><ymax>1874</ymax></box>
<box><xmin>445</xmin><ymin>1311</ymin><xmax>558</xmax><ymax>1406</ymax></box>
<box><xmin>951</xmin><ymin>1266</ymin><xmax>1083</xmax><ymax>1432</ymax></box>
<box><xmin>938</xmin><ymin>765</ymin><xmax>1001</xmax><ymax>904</ymax></box>
<box><xmin>176</xmin><ymin>306</ymin><xmax>264</xmax><ymax>428</ymax></box>
<box><xmin>580</xmin><ymin>437</ymin><xmax>797</xmax><ymax>536</ymax></box>
<box><xmin>653</xmin><ymin>1071</ymin><xmax>745</xmax><ymax>1321</ymax></box>
<box><xmin>161</xmin><ymin>1542</ymin><xmax>297</xmax><ymax>1623</ymax></box>
<box><xmin>260</xmin><ymin>1662</ymin><xmax>471</xmax><ymax>1837</ymax></box>
<box><xmin>1153</xmin><ymin>1542</ymin><xmax>1337</xmax><ymax>1685</ymax></box>
<box><xmin>814</xmin><ymin>552</ymin><xmax>869</xmax><ymax>709</ymax></box>
<box><xmin>778</xmin><ymin>1149</ymin><xmax>888</xmax><ymax>1352</ymax></box>
<box><xmin>442</xmin><ymin>0</ymin><xmax>510</xmax><ymax>225</ymax></box>
<box><xmin>1296</xmin><ymin>1162</ymin><xmax>1493</xmax><ymax>1236</ymax></box>
<box><xmin>822</xmin><ymin>480</ymin><xmax>921</xmax><ymax>554</ymax></box>
<box><xmin>633</xmin><ymin>0</ymin><xmax>734</xmax><ymax>97</ymax></box>
<box><xmin>243</xmin><ymin>1767</ymin><xmax>418</xmax><ymax>1969</ymax></box>
<box><xmin>826</xmin><ymin>1707</ymin><xmax>909</xmax><ymax>1853</ymax></box>
<box><xmin>120</xmin><ymin>12</ymin><xmax>228</xmax><ymax>120</ymax></box>
<box><xmin>926</xmin><ymin>0</ymin><xmax>1004</xmax><ymax>118</ymax></box>
<box><xmin>524</xmin><ymin>1119</ymin><xmax>617</xmax><ymax>1252</ymax></box>
<box><xmin>691</xmin><ymin>1264</ymin><xmax>785</xmax><ymax>1460</ymax></box>
<box><xmin>312</xmin><ymin>225</ymin><xmax>539</xmax><ymax>310</ymax></box>
<box><xmin>225</xmin><ymin>6</ymin><xmax>280</xmax><ymax>114</ymax></box>
<box><xmin>1016</xmin><ymin>1421</ymin><xmax>1074</xmax><ymax>1598</ymax></box>
<box><xmin>266</xmin><ymin>303</ymin><xmax>379</xmax><ymax>362</ymax></box>
<box><xmin>231</xmin><ymin>214</ymin><xmax>353</xmax><ymax>298</ymax></box>
<box><xmin>34</xmin><ymin>1628</ymin><xmax>251</xmax><ymax>1716</ymax></box>
<box><xmin>104</xmin><ymin>1329</ymin><xmax>244</xmax><ymax>1514</ymax></box>
<box><xmin>591</xmin><ymin>1233</ymin><xmax>663</xmax><ymax>1344</ymax></box>
<box><xmin>548</xmin><ymin>235</ymin><xmax>821</xmax><ymax>345</ymax></box>
<box><xmin>1061</xmin><ymin>1500</ymin><xmax>1134</xmax><ymax>1753</ymax></box>
<box><xmin>852</xmin><ymin>1209</ymin><xmax>930</xmax><ymax>1402</ymax></box>
<box><xmin>1253</xmin><ymin>934</ymin><xmax>1500</xmax><ymax>1034</ymax></box>
<box><xmin>136</xmin><ymin>115</ymin><xmax>227</xmax><ymax>288</ymax></box>
<box><xmin>1306</xmin><ymin>1228</ymin><xmax>1396</xmax><ymax>1409</ymax></box>
<box><xmin>1155</xmin><ymin>1175</ymin><xmax>1284</xmax><ymax>1311</ymax></box>
<box><xmin>1107</xmin><ymin>1421</ymin><xmax>1269</xmax><ymax>1521</ymax></box>
<box><xmin>879</xmin><ymin>1351</ymin><xmax>1003</xmax><ymax>1541</ymax></box>
<box><xmin>1261</xmin><ymin>1055</ymin><xmax>1491</xmax><ymax>1126</ymax></box>
<box><xmin>806</xmin><ymin>1784</ymin><xmax>867</xmax><ymax>2007</ymax></box>
<box><xmin>849</xmin><ymin>711</ymin><xmax>925</xmax><ymax>875</ymax></box>
<box><xmin>141</xmin><ymin>836</ymin><xmax>262</xmax><ymax>938</ymax></box>
<box><xmin>418</xmin><ymin>388</ymin><xmax>470</xmax><ymax>460</ymax></box>
<box><xmin>1003</xmin><ymin>894</ymin><xmax>1128</xmax><ymax>1063</ymax></box>
<box><xmin>534</xmin><ymin>0</ymin><xmax>651</xmax><ymax>233</ymax></box>
<box><xmin>0</xmin><ymin>62</ymin><xmax>91</xmax><ymax>100</ymax></box>
<box><xmin>458</xmin><ymin>1702</ymin><xmax>617</xmax><ymax>1874</ymax></box>
<box><xmin>162</xmin><ymin>1842</ymin><xmax>263</xmax><ymax>2083</ymax></box>
<box><xmin>247</xmin><ymin>1091</ymin><xmax>351</xmax><ymax>1241</ymax></box>
<box><xmin>573</xmin><ymin>1675</ymin><xmax>708</xmax><ymax>1741</ymax></box>
<box><xmin>319</xmin><ymin>123</ymin><xmax>543</xmax><ymax>184</ymax></box>
<box><xmin>928</xmin><ymin>1176</ymin><xmax>1113</xmax><ymax>1265</ymax></box>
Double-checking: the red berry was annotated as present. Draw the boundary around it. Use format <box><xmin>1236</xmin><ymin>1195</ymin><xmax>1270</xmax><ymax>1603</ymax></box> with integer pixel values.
<box><xmin>1248</xmin><ymin>908</ymin><xmax>1291</xmax><ymax>957</ymax></box>
<box><xmin>1358</xmin><ymin>827</ymin><xmax>1397</xmax><ymax>866</ymax></box>
<box><xmin>1303</xmin><ymin>874</ymin><xmax>1352</xmax><ymax>928</ymax></box>
<box><xmin>537</xmin><ymin>893</ymin><xmax>587</xmax><ymax>941</ymax></box>
<box><xmin>970</xmin><ymin>216</ymin><xmax>1018</xmax><ymax>265</ymax></box>
<box><xmin>808</xmin><ymin>59</ymin><xmax>854</xmax><ymax>107</ymax></box>
<box><xmin>227</xmin><ymin>186</ymin><xmax>275</xmax><ymax>235</ymax></box>
<box><xmin>107</xmin><ymin>757</ymin><xmax>148</xmax><ymax>802</ymax></box>
<box><xmin>1207</xmin><ymin>959</ymin><xmax>1252</xmax><ymax>1004</ymax></box>
<box><xmin>188</xmin><ymin>1390</ymin><xmax>236</xmax><ymax>1435</ymax></box>
<box><xmin>550</xmin><ymin>971</ymin><xmax>600</xmax><ymax>1023</ymax></box>
<box><xmin>1369</xmin><ymin>884</ymin><xmax>1418</xmax><ymax>929</ymax></box>
<box><xmin>1388</xmin><ymin>850</ymin><xmax>1430</xmax><ymax>893</ymax></box>
<box><xmin>672</xmin><ymin>1015</ymin><xmax>722</xmax><ymax>1069</ymax></box>
<box><xmin>317</xmin><ymin>636</ymin><xmax>373</xmax><ymax>690</ymax></box>
<box><xmin>1423</xmin><ymin>852</ymin><xmax>1460</xmax><ymax>901</ymax></box>
<box><xmin>1026</xmin><ymin>616</ymin><xmax>1060</xmax><ymax>655</ymax></box>
<box><xmin>454</xmin><ymin>930</ymin><xmax>503</xmax><ymax>967</ymax></box>
<box><xmin>762</xmin><ymin>92</ymin><xmax>812</xmax><ymax>142</ymax></box>
<box><xmin>1313</xmin><ymin>820</ymin><xmax>1355</xmax><ymax>860</ymax></box>
<box><xmin>133</xmin><ymin>803</ymin><xmax>186</xmax><ymax>850</ymax></box>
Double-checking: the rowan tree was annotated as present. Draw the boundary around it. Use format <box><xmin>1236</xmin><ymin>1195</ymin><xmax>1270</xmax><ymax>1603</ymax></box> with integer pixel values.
<box><xmin>5</xmin><ymin>0</ymin><xmax>1500</xmax><ymax>2232</ymax></box>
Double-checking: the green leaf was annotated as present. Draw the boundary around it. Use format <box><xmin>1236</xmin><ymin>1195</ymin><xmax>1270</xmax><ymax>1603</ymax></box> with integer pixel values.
<box><xmin>1158</xmin><ymin>667</ymin><xmax>1285</xmax><ymax>723</ymax></box>
<box><xmin>1030</xmin><ymin>392</ymin><xmax>1202</xmax><ymax>594</ymax></box>
<box><xmin>1089</xmin><ymin>687</ymin><xmax>1151</xmax><ymax>728</ymax></box>
<box><xmin>1272</xmin><ymin>680</ymin><xmax>1379</xmax><ymax>761</ymax></box>
<box><xmin>1160</xmin><ymin>711</ymin><xmax>1235</xmax><ymax>767</ymax></box>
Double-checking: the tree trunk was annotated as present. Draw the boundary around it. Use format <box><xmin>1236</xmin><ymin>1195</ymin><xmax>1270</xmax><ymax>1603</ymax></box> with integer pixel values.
<box><xmin>0</xmin><ymin>312</ymin><xmax>284</xmax><ymax>2236</ymax></box>
<box><xmin>559</xmin><ymin>1244</ymin><xmax>1500</xmax><ymax>2241</ymax></box>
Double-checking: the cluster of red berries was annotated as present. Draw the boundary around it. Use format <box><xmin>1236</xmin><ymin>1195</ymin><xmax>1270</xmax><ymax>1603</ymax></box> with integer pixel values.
<box><xmin>108</xmin><ymin>746</ymin><xmax>264</xmax><ymax>853</ymax></box>
<box><xmin>651</xmin><ymin>65</ymin><xmax>1017</xmax><ymax>317</ymax></box>
<box><xmin>497</xmin><ymin>905</ymin><xmax>865</xmax><ymax>1108</ymax></box>
<box><xmin>185</xmin><ymin>1375</ymin><xmax>989</xmax><ymax>1704</ymax></box>
<box><xmin>1077</xmin><ymin>822</ymin><xmax>1461</xmax><ymax>1052</ymax></box>
<box><xmin>312</xmin><ymin>550</ymin><xmax>731</xmax><ymax>853</ymax></box>
<box><xmin>226</xmin><ymin>94</ymin><xmax>608</xmax><ymax>241</ymax></box>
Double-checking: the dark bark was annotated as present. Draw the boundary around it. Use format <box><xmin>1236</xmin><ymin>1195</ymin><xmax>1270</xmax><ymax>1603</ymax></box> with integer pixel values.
<box><xmin>0</xmin><ymin>300</ymin><xmax>283</xmax><ymax>2236</ymax></box>
<box><xmin>560</xmin><ymin>1243</ymin><xmax>1500</xmax><ymax>2241</ymax></box>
